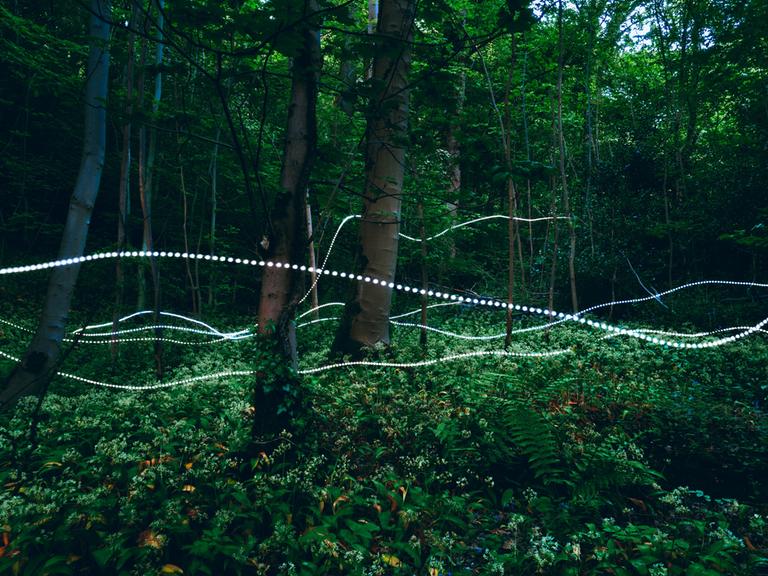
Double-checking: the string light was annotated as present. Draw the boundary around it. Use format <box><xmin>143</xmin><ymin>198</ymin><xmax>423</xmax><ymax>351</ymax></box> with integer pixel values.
<box><xmin>298</xmin><ymin>215</ymin><xmax>358</xmax><ymax>304</ymax></box>
<box><xmin>399</xmin><ymin>214</ymin><xmax>569</xmax><ymax>242</ymax></box>
<box><xmin>602</xmin><ymin>325</ymin><xmax>768</xmax><ymax>341</ymax></box>
<box><xmin>297</xmin><ymin>302</ymin><xmax>345</xmax><ymax>319</ymax></box>
<box><xmin>74</xmin><ymin>310</ymin><xmax>252</xmax><ymax>340</ymax></box>
<box><xmin>297</xmin><ymin>348</ymin><xmax>572</xmax><ymax>375</ymax></box>
<box><xmin>0</xmin><ymin>345</ymin><xmax>571</xmax><ymax>390</ymax></box>
<box><xmin>389</xmin><ymin>301</ymin><xmax>461</xmax><ymax>320</ymax></box>
<box><xmin>2</xmin><ymin>251</ymin><xmax>767</xmax><ymax>350</ymax></box>
<box><xmin>296</xmin><ymin>213</ymin><xmax>568</xmax><ymax>301</ymax></box>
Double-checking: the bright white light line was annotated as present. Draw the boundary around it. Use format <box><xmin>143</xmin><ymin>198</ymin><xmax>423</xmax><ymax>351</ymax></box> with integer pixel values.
<box><xmin>298</xmin><ymin>215</ymin><xmax>358</xmax><ymax>305</ymax></box>
<box><xmin>399</xmin><ymin>214</ymin><xmax>569</xmax><ymax>242</ymax></box>
<box><xmin>74</xmin><ymin>310</ymin><xmax>251</xmax><ymax>339</ymax></box>
<box><xmin>298</xmin><ymin>213</ymin><xmax>565</xmax><ymax>302</ymax></box>
<box><xmin>602</xmin><ymin>326</ymin><xmax>768</xmax><ymax>340</ymax></box>
<box><xmin>0</xmin><ymin>347</ymin><xmax>570</xmax><ymax>390</ymax></box>
<box><xmin>0</xmin><ymin>316</ymin><xmax>247</xmax><ymax>345</ymax></box>
<box><xmin>297</xmin><ymin>301</ymin><xmax>345</xmax><ymax>319</ymax></box>
<box><xmin>2</xmin><ymin>250</ymin><xmax>768</xmax><ymax>349</ymax></box>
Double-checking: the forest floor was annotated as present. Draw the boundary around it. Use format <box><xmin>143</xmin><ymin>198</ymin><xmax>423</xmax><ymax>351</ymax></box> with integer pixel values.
<box><xmin>1</xmin><ymin>301</ymin><xmax>768</xmax><ymax>575</ymax></box>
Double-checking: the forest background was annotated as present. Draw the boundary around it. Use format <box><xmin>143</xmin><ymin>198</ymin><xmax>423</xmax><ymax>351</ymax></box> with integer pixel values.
<box><xmin>0</xmin><ymin>0</ymin><xmax>767</xmax><ymax>574</ymax></box>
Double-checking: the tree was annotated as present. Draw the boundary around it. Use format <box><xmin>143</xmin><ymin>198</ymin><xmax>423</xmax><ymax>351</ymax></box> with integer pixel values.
<box><xmin>0</xmin><ymin>0</ymin><xmax>111</xmax><ymax>410</ymax></box>
<box><xmin>254</xmin><ymin>0</ymin><xmax>322</xmax><ymax>435</ymax></box>
<box><xmin>333</xmin><ymin>0</ymin><xmax>416</xmax><ymax>355</ymax></box>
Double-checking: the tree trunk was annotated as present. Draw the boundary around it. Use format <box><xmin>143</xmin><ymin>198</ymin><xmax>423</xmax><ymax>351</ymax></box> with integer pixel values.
<box><xmin>333</xmin><ymin>0</ymin><xmax>415</xmax><ymax>355</ymax></box>
<box><xmin>557</xmin><ymin>0</ymin><xmax>579</xmax><ymax>313</ymax></box>
<box><xmin>208</xmin><ymin>124</ymin><xmax>221</xmax><ymax>307</ymax></box>
<box><xmin>255</xmin><ymin>1</ymin><xmax>321</xmax><ymax>438</ymax></box>
<box><xmin>144</xmin><ymin>0</ymin><xmax>164</xmax><ymax>376</ymax></box>
<box><xmin>113</xmin><ymin>0</ymin><xmax>137</xmax><ymax>362</ymax></box>
<box><xmin>257</xmin><ymin>3</ymin><xmax>321</xmax><ymax>357</ymax></box>
<box><xmin>0</xmin><ymin>0</ymin><xmax>110</xmax><ymax>410</ymax></box>
<box><xmin>305</xmin><ymin>191</ymin><xmax>320</xmax><ymax>318</ymax></box>
<box><xmin>418</xmin><ymin>200</ymin><xmax>428</xmax><ymax>348</ymax></box>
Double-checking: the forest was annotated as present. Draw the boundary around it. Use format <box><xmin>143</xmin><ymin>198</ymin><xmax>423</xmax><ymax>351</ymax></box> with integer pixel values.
<box><xmin>0</xmin><ymin>0</ymin><xmax>767</xmax><ymax>573</ymax></box>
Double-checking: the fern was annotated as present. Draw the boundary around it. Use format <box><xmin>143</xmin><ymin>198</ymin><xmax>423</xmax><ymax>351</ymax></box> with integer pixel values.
<box><xmin>486</xmin><ymin>398</ymin><xmax>565</xmax><ymax>486</ymax></box>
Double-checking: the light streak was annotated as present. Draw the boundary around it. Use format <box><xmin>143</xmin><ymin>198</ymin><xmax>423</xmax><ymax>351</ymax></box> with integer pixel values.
<box><xmin>602</xmin><ymin>325</ymin><xmax>768</xmax><ymax>340</ymax></box>
<box><xmin>298</xmin><ymin>215</ymin><xmax>359</xmax><ymax>304</ymax></box>
<box><xmin>2</xmin><ymin>251</ymin><xmax>767</xmax><ymax>349</ymax></box>
<box><xmin>74</xmin><ymin>310</ymin><xmax>251</xmax><ymax>339</ymax></box>
<box><xmin>296</xmin><ymin>317</ymin><xmax>339</xmax><ymax>328</ymax></box>
<box><xmin>297</xmin><ymin>302</ymin><xmax>345</xmax><ymax>319</ymax></box>
<box><xmin>399</xmin><ymin>214</ymin><xmax>569</xmax><ymax>242</ymax></box>
<box><xmin>389</xmin><ymin>301</ymin><xmax>461</xmax><ymax>320</ymax></box>
<box><xmin>297</xmin><ymin>348</ymin><xmax>572</xmax><ymax>375</ymax></box>
<box><xmin>297</xmin><ymin>213</ymin><xmax>566</xmax><ymax>302</ymax></box>
<box><xmin>0</xmin><ymin>346</ymin><xmax>570</xmax><ymax>390</ymax></box>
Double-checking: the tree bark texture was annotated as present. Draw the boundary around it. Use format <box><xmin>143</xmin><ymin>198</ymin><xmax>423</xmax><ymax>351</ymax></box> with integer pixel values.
<box><xmin>334</xmin><ymin>0</ymin><xmax>415</xmax><ymax>354</ymax></box>
<box><xmin>257</xmin><ymin>1</ymin><xmax>321</xmax><ymax>365</ymax></box>
<box><xmin>0</xmin><ymin>0</ymin><xmax>110</xmax><ymax>410</ymax></box>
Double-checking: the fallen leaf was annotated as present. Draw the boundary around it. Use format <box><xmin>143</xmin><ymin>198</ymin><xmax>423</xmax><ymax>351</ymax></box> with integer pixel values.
<box><xmin>382</xmin><ymin>554</ymin><xmax>401</xmax><ymax>567</ymax></box>
<box><xmin>137</xmin><ymin>529</ymin><xmax>163</xmax><ymax>549</ymax></box>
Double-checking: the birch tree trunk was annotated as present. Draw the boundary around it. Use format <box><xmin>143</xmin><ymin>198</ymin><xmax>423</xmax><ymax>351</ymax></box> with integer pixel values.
<box><xmin>0</xmin><ymin>0</ymin><xmax>110</xmax><ymax>410</ymax></box>
<box><xmin>333</xmin><ymin>0</ymin><xmax>415</xmax><ymax>355</ymax></box>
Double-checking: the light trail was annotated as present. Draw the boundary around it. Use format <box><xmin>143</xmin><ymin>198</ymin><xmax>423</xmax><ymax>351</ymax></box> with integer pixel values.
<box><xmin>0</xmin><ymin>346</ymin><xmax>571</xmax><ymax>390</ymax></box>
<box><xmin>399</xmin><ymin>214</ymin><xmax>569</xmax><ymax>242</ymax></box>
<box><xmin>2</xmin><ymin>250</ymin><xmax>767</xmax><ymax>350</ymax></box>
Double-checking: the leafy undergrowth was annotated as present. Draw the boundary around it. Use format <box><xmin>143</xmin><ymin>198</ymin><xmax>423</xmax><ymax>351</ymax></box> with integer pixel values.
<box><xmin>1</xmin><ymin>311</ymin><xmax>767</xmax><ymax>575</ymax></box>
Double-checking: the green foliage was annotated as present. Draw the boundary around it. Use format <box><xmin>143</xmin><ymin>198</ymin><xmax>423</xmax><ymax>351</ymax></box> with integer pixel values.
<box><xmin>1</xmin><ymin>316</ymin><xmax>767</xmax><ymax>574</ymax></box>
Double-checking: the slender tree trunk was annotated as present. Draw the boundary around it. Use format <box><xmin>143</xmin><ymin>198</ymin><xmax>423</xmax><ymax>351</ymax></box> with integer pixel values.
<box><xmin>418</xmin><ymin>200</ymin><xmax>428</xmax><ymax>348</ymax></box>
<box><xmin>505</xmin><ymin>177</ymin><xmax>517</xmax><ymax>349</ymax></box>
<box><xmin>547</xmin><ymin>89</ymin><xmax>559</xmax><ymax>313</ymax></box>
<box><xmin>1</xmin><ymin>0</ymin><xmax>111</xmax><ymax>410</ymax></box>
<box><xmin>208</xmin><ymin>125</ymin><xmax>221</xmax><ymax>307</ymax></box>
<box><xmin>445</xmin><ymin>64</ymin><xmax>465</xmax><ymax>262</ymax></box>
<box><xmin>113</xmin><ymin>0</ymin><xmax>137</xmax><ymax>362</ymax></box>
<box><xmin>180</xmin><ymin>161</ymin><xmax>200</xmax><ymax>314</ymax></box>
<box><xmin>333</xmin><ymin>0</ymin><xmax>415</xmax><ymax>355</ymax></box>
<box><xmin>557</xmin><ymin>0</ymin><xmax>579</xmax><ymax>312</ymax></box>
<box><xmin>364</xmin><ymin>0</ymin><xmax>379</xmax><ymax>80</ymax></box>
<box><xmin>137</xmin><ymin>0</ymin><xmax>165</xmax><ymax>376</ymax></box>
<box><xmin>305</xmin><ymin>191</ymin><xmax>319</xmax><ymax>318</ymax></box>
<box><xmin>336</xmin><ymin>3</ymin><xmax>357</xmax><ymax>117</ymax></box>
